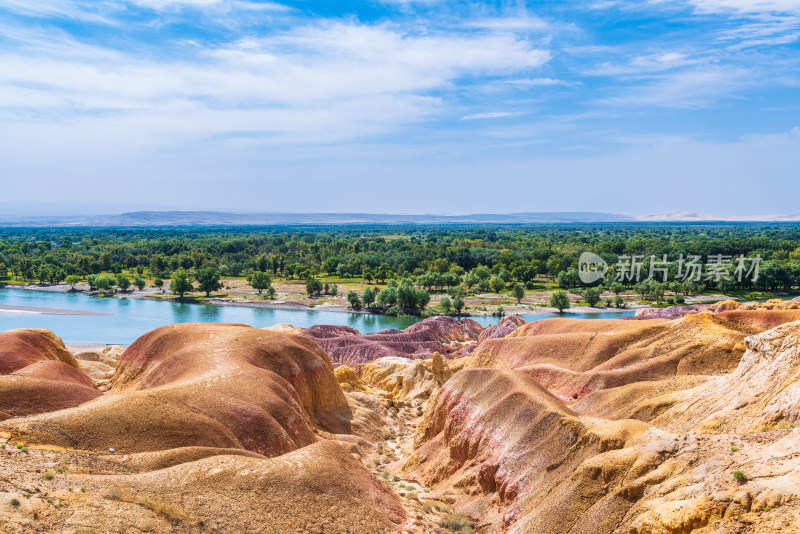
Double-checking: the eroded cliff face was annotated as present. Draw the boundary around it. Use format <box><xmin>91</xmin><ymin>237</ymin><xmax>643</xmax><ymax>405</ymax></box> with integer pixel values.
<box><xmin>402</xmin><ymin>311</ymin><xmax>800</xmax><ymax>533</ymax></box>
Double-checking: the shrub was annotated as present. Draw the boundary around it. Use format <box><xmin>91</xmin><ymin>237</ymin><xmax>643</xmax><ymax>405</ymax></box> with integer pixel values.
<box><xmin>44</xmin><ymin>471</ymin><xmax>54</xmax><ymax>480</ymax></box>
<box><xmin>733</xmin><ymin>470</ymin><xmax>747</xmax><ymax>483</ymax></box>
<box><xmin>666</xmin><ymin>297</ymin><xmax>675</xmax><ymax>304</ymax></box>
<box><xmin>440</xmin><ymin>513</ymin><xmax>473</xmax><ymax>533</ymax></box>
<box><xmin>731</xmin><ymin>446</ymin><xmax>739</xmax><ymax>452</ymax></box>
<box><xmin>10</xmin><ymin>498</ymin><xmax>20</xmax><ymax>508</ymax></box>
<box><xmin>675</xmin><ymin>295</ymin><xmax>685</xmax><ymax>304</ymax></box>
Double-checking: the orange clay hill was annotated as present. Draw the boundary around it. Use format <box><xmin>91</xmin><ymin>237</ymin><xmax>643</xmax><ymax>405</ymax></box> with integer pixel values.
<box><xmin>0</xmin><ymin>329</ymin><xmax>101</xmax><ymax>420</ymax></box>
<box><xmin>3</xmin><ymin>305</ymin><xmax>800</xmax><ymax>533</ymax></box>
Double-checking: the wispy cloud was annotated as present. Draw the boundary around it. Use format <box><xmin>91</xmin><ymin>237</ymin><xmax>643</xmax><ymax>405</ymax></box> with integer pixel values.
<box><xmin>460</xmin><ymin>111</ymin><xmax>519</xmax><ymax>120</ymax></box>
<box><xmin>599</xmin><ymin>65</ymin><xmax>752</xmax><ymax>108</ymax></box>
<box><xmin>0</xmin><ymin>19</ymin><xmax>549</xmax><ymax>145</ymax></box>
<box><xmin>685</xmin><ymin>0</ymin><xmax>800</xmax><ymax>15</ymax></box>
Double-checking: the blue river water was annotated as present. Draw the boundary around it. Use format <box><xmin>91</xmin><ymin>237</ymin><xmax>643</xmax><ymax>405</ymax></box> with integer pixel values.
<box><xmin>0</xmin><ymin>288</ymin><xmax>635</xmax><ymax>344</ymax></box>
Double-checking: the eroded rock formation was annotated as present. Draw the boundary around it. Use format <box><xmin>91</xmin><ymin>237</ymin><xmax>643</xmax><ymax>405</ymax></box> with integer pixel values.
<box><xmin>302</xmin><ymin>316</ymin><xmax>484</xmax><ymax>366</ymax></box>
<box><xmin>0</xmin><ymin>330</ymin><xmax>100</xmax><ymax>419</ymax></box>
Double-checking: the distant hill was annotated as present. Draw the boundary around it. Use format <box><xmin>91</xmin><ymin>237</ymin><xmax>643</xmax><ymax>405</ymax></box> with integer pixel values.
<box><xmin>0</xmin><ymin>211</ymin><xmax>634</xmax><ymax>227</ymax></box>
<box><xmin>2</xmin><ymin>210</ymin><xmax>800</xmax><ymax>227</ymax></box>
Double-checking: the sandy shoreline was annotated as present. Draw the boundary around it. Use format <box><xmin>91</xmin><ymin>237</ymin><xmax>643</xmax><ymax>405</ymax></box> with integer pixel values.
<box><xmin>0</xmin><ymin>304</ymin><xmax>110</xmax><ymax>316</ymax></box>
<box><xmin>1</xmin><ymin>282</ymin><xmax>658</xmax><ymax>317</ymax></box>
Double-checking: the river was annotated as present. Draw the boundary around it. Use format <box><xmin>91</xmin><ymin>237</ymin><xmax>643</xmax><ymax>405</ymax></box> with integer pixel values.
<box><xmin>0</xmin><ymin>288</ymin><xmax>636</xmax><ymax>344</ymax></box>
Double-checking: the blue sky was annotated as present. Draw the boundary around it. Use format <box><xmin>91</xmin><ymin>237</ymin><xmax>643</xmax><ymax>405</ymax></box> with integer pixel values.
<box><xmin>0</xmin><ymin>0</ymin><xmax>799</xmax><ymax>216</ymax></box>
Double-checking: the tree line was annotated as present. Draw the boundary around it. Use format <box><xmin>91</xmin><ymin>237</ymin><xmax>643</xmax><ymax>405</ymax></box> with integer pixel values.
<box><xmin>2</xmin><ymin>224</ymin><xmax>800</xmax><ymax>295</ymax></box>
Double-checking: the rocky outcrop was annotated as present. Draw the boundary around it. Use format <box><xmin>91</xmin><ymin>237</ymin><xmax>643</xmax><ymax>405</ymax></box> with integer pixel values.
<box><xmin>478</xmin><ymin>315</ymin><xmax>527</xmax><ymax>343</ymax></box>
<box><xmin>632</xmin><ymin>303</ymin><xmax>715</xmax><ymax>319</ymax></box>
<box><xmin>302</xmin><ymin>316</ymin><xmax>484</xmax><ymax>366</ymax></box>
<box><xmin>354</xmin><ymin>352</ymin><xmax>454</xmax><ymax>402</ymax></box>
<box><xmin>457</xmin><ymin>315</ymin><xmax>527</xmax><ymax>358</ymax></box>
<box><xmin>1</xmin><ymin>323</ymin><xmax>351</xmax><ymax>456</ymax></box>
<box><xmin>633</xmin><ymin>299</ymin><xmax>800</xmax><ymax>321</ymax></box>
<box><xmin>650</xmin><ymin>319</ymin><xmax>800</xmax><ymax>434</ymax></box>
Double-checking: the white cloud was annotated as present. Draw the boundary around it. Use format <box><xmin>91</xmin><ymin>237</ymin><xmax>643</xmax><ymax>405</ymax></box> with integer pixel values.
<box><xmin>129</xmin><ymin>0</ymin><xmax>289</xmax><ymax>11</ymax></box>
<box><xmin>0</xmin><ymin>21</ymin><xmax>549</xmax><ymax>147</ymax></box>
<box><xmin>460</xmin><ymin>111</ymin><xmax>518</xmax><ymax>120</ymax></box>
<box><xmin>686</xmin><ymin>0</ymin><xmax>800</xmax><ymax>14</ymax></box>
<box><xmin>599</xmin><ymin>65</ymin><xmax>752</xmax><ymax>108</ymax></box>
<box><xmin>0</xmin><ymin>0</ymin><xmax>115</xmax><ymax>23</ymax></box>
<box><xmin>464</xmin><ymin>16</ymin><xmax>550</xmax><ymax>32</ymax></box>
<box><xmin>505</xmin><ymin>77</ymin><xmax>570</xmax><ymax>87</ymax></box>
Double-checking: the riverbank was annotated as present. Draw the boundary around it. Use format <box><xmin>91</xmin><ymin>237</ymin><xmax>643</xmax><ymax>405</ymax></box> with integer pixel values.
<box><xmin>2</xmin><ymin>282</ymin><xmax>650</xmax><ymax>318</ymax></box>
<box><xmin>0</xmin><ymin>304</ymin><xmax>110</xmax><ymax>316</ymax></box>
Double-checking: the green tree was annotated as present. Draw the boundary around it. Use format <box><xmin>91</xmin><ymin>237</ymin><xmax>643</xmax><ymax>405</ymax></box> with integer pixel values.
<box><xmin>511</xmin><ymin>283</ymin><xmax>525</xmax><ymax>303</ymax></box>
<box><xmin>651</xmin><ymin>283</ymin><xmax>665</xmax><ymax>303</ymax></box>
<box><xmin>154</xmin><ymin>278</ymin><xmax>164</xmax><ymax>291</ymax></box>
<box><xmin>490</xmin><ymin>275</ymin><xmax>505</xmax><ymax>294</ymax></box>
<box><xmin>170</xmin><ymin>268</ymin><xmax>193</xmax><ymax>297</ymax></box>
<box><xmin>249</xmin><ymin>271</ymin><xmax>272</xmax><ymax>294</ymax></box>
<box><xmin>95</xmin><ymin>275</ymin><xmax>111</xmax><ymax>293</ymax></box>
<box><xmin>416</xmin><ymin>290</ymin><xmax>430</xmax><ymax>309</ymax></box>
<box><xmin>362</xmin><ymin>286</ymin><xmax>376</xmax><ymax>308</ymax></box>
<box><xmin>582</xmin><ymin>287</ymin><xmax>601</xmax><ymax>307</ymax></box>
<box><xmin>346</xmin><ymin>290</ymin><xmax>361</xmax><ymax>308</ymax></box>
<box><xmin>397</xmin><ymin>281</ymin><xmax>418</xmax><ymax>308</ymax></box>
<box><xmin>453</xmin><ymin>295</ymin><xmax>465</xmax><ymax>315</ymax></box>
<box><xmin>306</xmin><ymin>276</ymin><xmax>323</xmax><ymax>297</ymax></box>
<box><xmin>464</xmin><ymin>271</ymin><xmax>479</xmax><ymax>289</ymax></box>
<box><xmin>117</xmin><ymin>275</ymin><xmax>131</xmax><ymax>292</ymax></box>
<box><xmin>376</xmin><ymin>286</ymin><xmax>398</xmax><ymax>307</ymax></box>
<box><xmin>609</xmin><ymin>282</ymin><xmax>625</xmax><ymax>295</ymax></box>
<box><xmin>440</xmin><ymin>295</ymin><xmax>452</xmax><ymax>314</ymax></box>
<box><xmin>548</xmin><ymin>290</ymin><xmax>570</xmax><ymax>314</ymax></box>
<box><xmin>65</xmin><ymin>274</ymin><xmax>80</xmax><ymax>290</ymax></box>
<box><xmin>196</xmin><ymin>267</ymin><xmax>222</xmax><ymax>297</ymax></box>
<box><xmin>133</xmin><ymin>276</ymin><xmax>146</xmax><ymax>291</ymax></box>
<box><xmin>329</xmin><ymin>283</ymin><xmax>338</xmax><ymax>296</ymax></box>
<box><xmin>362</xmin><ymin>268</ymin><xmax>374</xmax><ymax>284</ymax></box>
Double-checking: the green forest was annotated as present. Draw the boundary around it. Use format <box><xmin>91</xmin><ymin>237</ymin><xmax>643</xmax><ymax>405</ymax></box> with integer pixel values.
<box><xmin>1</xmin><ymin>224</ymin><xmax>800</xmax><ymax>300</ymax></box>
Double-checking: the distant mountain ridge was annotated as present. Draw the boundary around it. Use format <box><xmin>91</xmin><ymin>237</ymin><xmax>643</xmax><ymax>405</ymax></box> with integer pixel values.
<box><xmin>1</xmin><ymin>210</ymin><xmax>800</xmax><ymax>227</ymax></box>
<box><xmin>0</xmin><ymin>211</ymin><xmax>634</xmax><ymax>227</ymax></box>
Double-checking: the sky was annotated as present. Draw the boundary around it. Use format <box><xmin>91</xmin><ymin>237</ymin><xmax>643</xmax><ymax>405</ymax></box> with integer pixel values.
<box><xmin>0</xmin><ymin>0</ymin><xmax>799</xmax><ymax>216</ymax></box>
